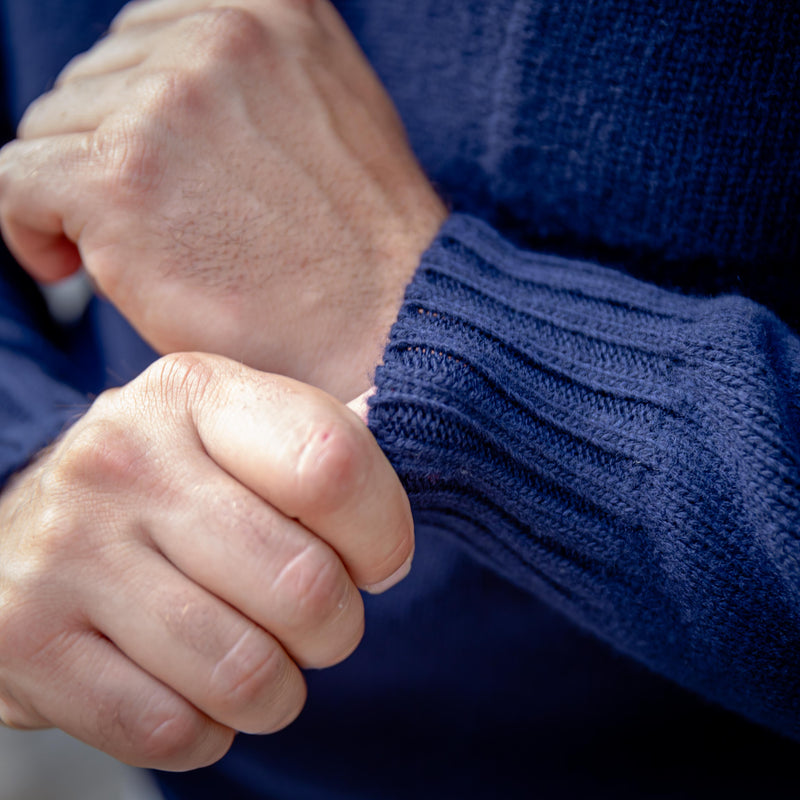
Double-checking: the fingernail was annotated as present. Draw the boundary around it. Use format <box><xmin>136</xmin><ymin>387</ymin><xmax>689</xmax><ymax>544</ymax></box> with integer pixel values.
<box><xmin>363</xmin><ymin>553</ymin><xmax>413</xmax><ymax>595</ymax></box>
<box><xmin>347</xmin><ymin>387</ymin><xmax>376</xmax><ymax>424</ymax></box>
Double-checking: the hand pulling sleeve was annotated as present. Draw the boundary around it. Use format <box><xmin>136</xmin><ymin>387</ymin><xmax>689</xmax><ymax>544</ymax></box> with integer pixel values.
<box><xmin>369</xmin><ymin>213</ymin><xmax>800</xmax><ymax>740</ymax></box>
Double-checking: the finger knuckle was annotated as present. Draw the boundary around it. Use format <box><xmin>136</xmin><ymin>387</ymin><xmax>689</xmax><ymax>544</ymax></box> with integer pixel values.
<box><xmin>273</xmin><ymin>542</ymin><xmax>350</xmax><ymax>629</ymax></box>
<box><xmin>110</xmin><ymin>0</ymin><xmax>150</xmax><ymax>32</ymax></box>
<box><xmin>208</xmin><ymin>631</ymin><xmax>290</xmax><ymax>718</ymax></box>
<box><xmin>28</xmin><ymin>420</ymin><xmax>144</xmax><ymax>562</ymax></box>
<box><xmin>144</xmin><ymin>352</ymin><xmax>219</xmax><ymax>416</ymax></box>
<box><xmin>16</xmin><ymin>94</ymin><xmax>46</xmax><ymax>138</ymax></box>
<box><xmin>51</xmin><ymin>413</ymin><xmax>149</xmax><ymax>492</ymax></box>
<box><xmin>19</xmin><ymin>499</ymin><xmax>81</xmax><ymax>575</ymax></box>
<box><xmin>92</xmin><ymin>118</ymin><xmax>164</xmax><ymax>197</ymax></box>
<box><xmin>193</xmin><ymin>7</ymin><xmax>268</xmax><ymax>65</ymax></box>
<box><xmin>135</xmin><ymin>708</ymin><xmax>229</xmax><ymax>769</ymax></box>
<box><xmin>141</xmin><ymin>69</ymin><xmax>209</xmax><ymax>122</ymax></box>
<box><xmin>55</xmin><ymin>51</ymin><xmax>86</xmax><ymax>86</ymax></box>
<box><xmin>294</xmin><ymin>421</ymin><xmax>367</xmax><ymax>515</ymax></box>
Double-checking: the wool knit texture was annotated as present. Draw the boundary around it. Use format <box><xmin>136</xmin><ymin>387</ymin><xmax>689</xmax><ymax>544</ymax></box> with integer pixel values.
<box><xmin>370</xmin><ymin>214</ymin><xmax>800</xmax><ymax>739</ymax></box>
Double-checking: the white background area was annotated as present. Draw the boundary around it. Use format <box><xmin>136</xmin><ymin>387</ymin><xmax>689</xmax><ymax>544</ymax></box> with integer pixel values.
<box><xmin>0</xmin><ymin>727</ymin><xmax>162</xmax><ymax>800</ymax></box>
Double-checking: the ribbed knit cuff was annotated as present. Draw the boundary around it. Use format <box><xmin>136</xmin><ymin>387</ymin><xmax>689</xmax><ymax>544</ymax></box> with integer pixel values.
<box><xmin>369</xmin><ymin>212</ymin><xmax>800</xmax><ymax>739</ymax></box>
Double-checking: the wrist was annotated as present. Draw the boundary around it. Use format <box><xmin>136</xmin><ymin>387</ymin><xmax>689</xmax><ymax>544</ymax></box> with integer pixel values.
<box><xmin>320</xmin><ymin>200</ymin><xmax>448</xmax><ymax>402</ymax></box>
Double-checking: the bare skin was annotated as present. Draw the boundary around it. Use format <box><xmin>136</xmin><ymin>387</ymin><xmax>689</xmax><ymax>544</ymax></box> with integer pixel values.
<box><xmin>0</xmin><ymin>0</ymin><xmax>447</xmax><ymax>401</ymax></box>
<box><xmin>0</xmin><ymin>353</ymin><xmax>413</xmax><ymax>769</ymax></box>
<box><xmin>0</xmin><ymin>0</ymin><xmax>439</xmax><ymax>769</ymax></box>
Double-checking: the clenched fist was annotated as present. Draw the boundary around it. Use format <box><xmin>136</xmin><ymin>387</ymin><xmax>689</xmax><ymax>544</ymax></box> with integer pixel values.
<box><xmin>0</xmin><ymin>0</ymin><xmax>446</xmax><ymax>399</ymax></box>
<box><xmin>0</xmin><ymin>352</ymin><xmax>413</xmax><ymax>769</ymax></box>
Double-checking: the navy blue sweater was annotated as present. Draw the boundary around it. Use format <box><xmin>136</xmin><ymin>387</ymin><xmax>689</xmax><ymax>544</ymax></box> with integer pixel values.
<box><xmin>1</xmin><ymin>1</ymin><xmax>799</xmax><ymax>797</ymax></box>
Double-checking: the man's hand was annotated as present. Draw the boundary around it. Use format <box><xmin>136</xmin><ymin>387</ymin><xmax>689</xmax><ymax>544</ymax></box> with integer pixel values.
<box><xmin>0</xmin><ymin>0</ymin><xmax>446</xmax><ymax>400</ymax></box>
<box><xmin>0</xmin><ymin>352</ymin><xmax>413</xmax><ymax>769</ymax></box>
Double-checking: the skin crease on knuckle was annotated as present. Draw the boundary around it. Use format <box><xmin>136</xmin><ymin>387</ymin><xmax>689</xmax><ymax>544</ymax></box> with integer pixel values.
<box><xmin>206</xmin><ymin>627</ymin><xmax>305</xmax><ymax>734</ymax></box>
<box><xmin>269</xmin><ymin>541</ymin><xmax>364</xmax><ymax>667</ymax></box>
<box><xmin>88</xmin><ymin>115</ymin><xmax>167</xmax><ymax>219</ymax></box>
<box><xmin>104</xmin><ymin>690</ymin><xmax>233</xmax><ymax>770</ymax></box>
<box><xmin>141</xmin><ymin>352</ymin><xmax>220</xmax><ymax>423</ymax></box>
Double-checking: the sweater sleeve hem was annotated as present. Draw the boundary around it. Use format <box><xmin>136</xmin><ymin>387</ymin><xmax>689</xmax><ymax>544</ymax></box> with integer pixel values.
<box><xmin>369</xmin><ymin>212</ymin><xmax>800</xmax><ymax>740</ymax></box>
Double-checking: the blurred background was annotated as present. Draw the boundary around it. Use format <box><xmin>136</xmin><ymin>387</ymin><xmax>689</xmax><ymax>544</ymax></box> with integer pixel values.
<box><xmin>0</xmin><ymin>727</ymin><xmax>162</xmax><ymax>800</ymax></box>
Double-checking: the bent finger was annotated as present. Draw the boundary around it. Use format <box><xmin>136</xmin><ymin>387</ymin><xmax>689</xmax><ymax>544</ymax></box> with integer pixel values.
<box><xmin>0</xmin><ymin>134</ymin><xmax>97</xmax><ymax>281</ymax></box>
<box><xmin>146</xmin><ymin>456</ymin><xmax>365</xmax><ymax>669</ymax></box>
<box><xmin>56</xmin><ymin>24</ymin><xmax>164</xmax><ymax>87</ymax></box>
<box><xmin>10</xmin><ymin>628</ymin><xmax>233</xmax><ymax>770</ymax></box>
<box><xmin>112</xmin><ymin>0</ymin><xmax>215</xmax><ymax>31</ymax></box>
<box><xmin>19</xmin><ymin>71</ymin><xmax>140</xmax><ymax>140</ymax></box>
<box><xmin>86</xmin><ymin>547</ymin><xmax>307</xmax><ymax>735</ymax></box>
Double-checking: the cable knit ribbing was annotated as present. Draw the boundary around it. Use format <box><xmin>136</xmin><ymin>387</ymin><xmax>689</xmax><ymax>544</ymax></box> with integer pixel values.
<box><xmin>370</xmin><ymin>213</ymin><xmax>800</xmax><ymax>739</ymax></box>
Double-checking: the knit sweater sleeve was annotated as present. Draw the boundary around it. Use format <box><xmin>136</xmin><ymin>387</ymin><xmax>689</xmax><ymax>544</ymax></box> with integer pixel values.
<box><xmin>0</xmin><ymin>256</ymin><xmax>97</xmax><ymax>485</ymax></box>
<box><xmin>368</xmin><ymin>213</ymin><xmax>800</xmax><ymax>741</ymax></box>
